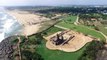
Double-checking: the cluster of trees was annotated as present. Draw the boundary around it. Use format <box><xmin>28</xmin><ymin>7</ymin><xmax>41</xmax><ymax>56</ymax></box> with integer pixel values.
<box><xmin>79</xmin><ymin>14</ymin><xmax>101</xmax><ymax>19</ymax></box>
<box><xmin>20</xmin><ymin>34</ymin><xmax>44</xmax><ymax>60</ymax></box>
<box><xmin>25</xmin><ymin>33</ymin><xmax>43</xmax><ymax>45</ymax></box>
<box><xmin>79</xmin><ymin>13</ymin><xmax>105</xmax><ymax>28</ymax></box>
<box><xmin>22</xmin><ymin>50</ymin><xmax>44</xmax><ymax>60</ymax></box>
<box><xmin>40</xmin><ymin>13</ymin><xmax>56</xmax><ymax>18</ymax></box>
<box><xmin>100</xmin><ymin>14</ymin><xmax>107</xmax><ymax>20</ymax></box>
<box><xmin>12</xmin><ymin>33</ymin><xmax>44</xmax><ymax>60</ymax></box>
<box><xmin>78</xmin><ymin>41</ymin><xmax>105</xmax><ymax>60</ymax></box>
<box><xmin>80</xmin><ymin>13</ymin><xmax>107</xmax><ymax>20</ymax></box>
<box><xmin>37</xmin><ymin>7</ymin><xmax>87</xmax><ymax>14</ymax></box>
<box><xmin>37</xmin><ymin>7</ymin><xmax>107</xmax><ymax>14</ymax></box>
<box><xmin>18</xmin><ymin>33</ymin><xmax>44</xmax><ymax>60</ymax></box>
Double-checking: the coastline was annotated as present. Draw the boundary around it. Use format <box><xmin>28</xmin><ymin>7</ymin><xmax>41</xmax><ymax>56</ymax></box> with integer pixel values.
<box><xmin>6</xmin><ymin>10</ymin><xmax>50</xmax><ymax>36</ymax></box>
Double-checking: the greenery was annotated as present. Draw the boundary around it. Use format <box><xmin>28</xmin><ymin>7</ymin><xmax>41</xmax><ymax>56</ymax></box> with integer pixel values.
<box><xmin>100</xmin><ymin>14</ymin><xmax>107</xmax><ymax>20</ymax></box>
<box><xmin>24</xmin><ymin>33</ymin><xmax>43</xmax><ymax>45</ymax></box>
<box><xmin>37</xmin><ymin>7</ymin><xmax>106</xmax><ymax>14</ymax></box>
<box><xmin>11</xmin><ymin>38</ymin><xmax>19</xmax><ymax>44</ymax></box>
<box><xmin>11</xmin><ymin>7</ymin><xmax>107</xmax><ymax>60</ymax></box>
<box><xmin>95</xmin><ymin>24</ymin><xmax>107</xmax><ymax>36</ymax></box>
<box><xmin>79</xmin><ymin>41</ymin><xmax>104</xmax><ymax>60</ymax></box>
<box><xmin>36</xmin><ymin>40</ymin><xmax>89</xmax><ymax>60</ymax></box>
<box><xmin>22</xmin><ymin>50</ymin><xmax>44</xmax><ymax>60</ymax></box>
<box><xmin>19</xmin><ymin>34</ymin><xmax>44</xmax><ymax>60</ymax></box>
<box><xmin>63</xmin><ymin>15</ymin><xmax>77</xmax><ymax>23</ymax></box>
<box><xmin>79</xmin><ymin>13</ymin><xmax>101</xmax><ymax>19</ymax></box>
<box><xmin>79</xmin><ymin>13</ymin><xmax>107</xmax><ymax>36</ymax></box>
<box><xmin>15</xmin><ymin>36</ymin><xmax>91</xmax><ymax>60</ymax></box>
<box><xmin>35</xmin><ymin>26</ymin><xmax>89</xmax><ymax>60</ymax></box>
<box><xmin>57</xmin><ymin>21</ymin><xmax>106</xmax><ymax>41</ymax></box>
<box><xmin>42</xmin><ymin>27</ymin><xmax>63</xmax><ymax>36</ymax></box>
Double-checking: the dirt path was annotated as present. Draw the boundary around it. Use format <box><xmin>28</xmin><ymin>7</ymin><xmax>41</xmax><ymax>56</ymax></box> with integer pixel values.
<box><xmin>84</xmin><ymin>26</ymin><xmax>107</xmax><ymax>41</ymax></box>
<box><xmin>99</xmin><ymin>32</ymin><xmax>107</xmax><ymax>41</ymax></box>
<box><xmin>17</xmin><ymin>37</ymin><xmax>22</xmax><ymax>60</ymax></box>
<box><xmin>55</xmin><ymin>24</ymin><xmax>107</xmax><ymax>41</ymax></box>
<box><xmin>74</xmin><ymin>14</ymin><xmax>79</xmax><ymax>25</ymax></box>
<box><xmin>73</xmin><ymin>15</ymin><xmax>107</xmax><ymax>41</ymax></box>
<box><xmin>54</xmin><ymin>25</ymin><xmax>69</xmax><ymax>30</ymax></box>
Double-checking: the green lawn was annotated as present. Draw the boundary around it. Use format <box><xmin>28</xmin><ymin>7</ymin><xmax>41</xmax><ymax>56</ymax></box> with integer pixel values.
<box><xmin>57</xmin><ymin>21</ymin><xmax>106</xmax><ymax>41</ymax></box>
<box><xmin>42</xmin><ymin>27</ymin><xmax>63</xmax><ymax>36</ymax></box>
<box><xmin>36</xmin><ymin>39</ymin><xmax>89</xmax><ymax>60</ymax></box>
<box><xmin>34</xmin><ymin>27</ymin><xmax>89</xmax><ymax>60</ymax></box>
<box><xmin>96</xmin><ymin>25</ymin><xmax>107</xmax><ymax>36</ymax></box>
<box><xmin>63</xmin><ymin>15</ymin><xmax>77</xmax><ymax>23</ymax></box>
<box><xmin>35</xmin><ymin>15</ymin><xmax>105</xmax><ymax>60</ymax></box>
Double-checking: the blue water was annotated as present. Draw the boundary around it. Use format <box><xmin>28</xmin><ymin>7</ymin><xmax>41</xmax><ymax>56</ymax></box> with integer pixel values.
<box><xmin>0</xmin><ymin>12</ymin><xmax>23</xmax><ymax>42</ymax></box>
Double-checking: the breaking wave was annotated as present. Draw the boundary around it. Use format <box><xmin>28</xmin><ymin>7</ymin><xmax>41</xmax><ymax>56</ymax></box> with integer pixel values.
<box><xmin>0</xmin><ymin>11</ymin><xmax>22</xmax><ymax>42</ymax></box>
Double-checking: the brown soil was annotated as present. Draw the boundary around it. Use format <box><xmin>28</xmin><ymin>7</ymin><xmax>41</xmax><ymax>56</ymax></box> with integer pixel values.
<box><xmin>44</xmin><ymin>30</ymin><xmax>94</xmax><ymax>52</ymax></box>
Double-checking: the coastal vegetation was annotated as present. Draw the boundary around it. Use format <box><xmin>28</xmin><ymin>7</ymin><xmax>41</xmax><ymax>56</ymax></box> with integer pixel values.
<box><xmin>63</xmin><ymin>15</ymin><xmax>77</xmax><ymax>23</ymax></box>
<box><xmin>7</xmin><ymin>6</ymin><xmax>107</xmax><ymax>60</ymax></box>
<box><xmin>36</xmin><ymin>39</ymin><xmax>89</xmax><ymax>60</ymax></box>
<box><xmin>56</xmin><ymin>18</ymin><xmax>106</xmax><ymax>41</ymax></box>
<box><xmin>79</xmin><ymin>40</ymin><xmax>105</xmax><ymax>60</ymax></box>
<box><xmin>79</xmin><ymin>13</ymin><xmax>107</xmax><ymax>37</ymax></box>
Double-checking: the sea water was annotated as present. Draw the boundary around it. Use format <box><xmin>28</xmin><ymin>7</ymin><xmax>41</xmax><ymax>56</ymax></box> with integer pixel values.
<box><xmin>0</xmin><ymin>12</ymin><xmax>22</xmax><ymax>42</ymax></box>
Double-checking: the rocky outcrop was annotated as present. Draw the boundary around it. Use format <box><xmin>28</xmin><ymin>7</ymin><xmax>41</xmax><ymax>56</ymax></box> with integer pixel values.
<box><xmin>0</xmin><ymin>36</ymin><xmax>15</xmax><ymax>60</ymax></box>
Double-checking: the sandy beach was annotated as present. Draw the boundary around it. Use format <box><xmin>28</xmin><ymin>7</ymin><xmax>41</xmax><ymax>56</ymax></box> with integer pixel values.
<box><xmin>7</xmin><ymin>10</ymin><xmax>50</xmax><ymax>36</ymax></box>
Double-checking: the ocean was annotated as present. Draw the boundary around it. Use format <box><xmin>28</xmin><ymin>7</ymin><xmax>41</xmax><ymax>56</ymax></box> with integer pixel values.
<box><xmin>0</xmin><ymin>11</ymin><xmax>22</xmax><ymax>42</ymax></box>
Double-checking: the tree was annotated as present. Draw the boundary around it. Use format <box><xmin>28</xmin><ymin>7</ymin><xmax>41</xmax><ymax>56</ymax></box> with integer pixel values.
<box><xmin>22</xmin><ymin>50</ymin><xmax>44</xmax><ymax>60</ymax></box>
<box><xmin>79</xmin><ymin>40</ymin><xmax>104</xmax><ymax>60</ymax></box>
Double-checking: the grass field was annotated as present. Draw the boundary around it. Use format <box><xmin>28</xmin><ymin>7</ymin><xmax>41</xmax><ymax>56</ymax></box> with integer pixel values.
<box><xmin>56</xmin><ymin>21</ymin><xmax>106</xmax><ymax>41</ymax></box>
<box><xmin>36</xmin><ymin>23</ymin><xmax>105</xmax><ymax>60</ymax></box>
<box><xmin>38</xmin><ymin>20</ymin><xmax>59</xmax><ymax>32</ymax></box>
<box><xmin>36</xmin><ymin>15</ymin><xmax>105</xmax><ymax>60</ymax></box>
<box><xmin>63</xmin><ymin>15</ymin><xmax>77</xmax><ymax>23</ymax></box>
<box><xmin>36</xmin><ymin>40</ymin><xmax>89</xmax><ymax>60</ymax></box>
<box><xmin>42</xmin><ymin>27</ymin><xmax>63</xmax><ymax>36</ymax></box>
<box><xmin>96</xmin><ymin>24</ymin><xmax>107</xmax><ymax>36</ymax></box>
<box><xmin>36</xmin><ymin>27</ymin><xmax>90</xmax><ymax>60</ymax></box>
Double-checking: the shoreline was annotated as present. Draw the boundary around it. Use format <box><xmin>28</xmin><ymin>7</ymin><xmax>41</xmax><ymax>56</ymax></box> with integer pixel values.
<box><xmin>6</xmin><ymin>10</ymin><xmax>50</xmax><ymax>36</ymax></box>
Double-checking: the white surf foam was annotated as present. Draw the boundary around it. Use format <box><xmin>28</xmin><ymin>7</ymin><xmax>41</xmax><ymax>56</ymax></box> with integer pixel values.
<box><xmin>0</xmin><ymin>11</ymin><xmax>22</xmax><ymax>42</ymax></box>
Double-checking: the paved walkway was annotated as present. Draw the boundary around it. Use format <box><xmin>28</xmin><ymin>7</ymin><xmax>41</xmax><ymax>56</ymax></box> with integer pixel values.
<box><xmin>54</xmin><ymin>25</ymin><xmax>69</xmax><ymax>30</ymax></box>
